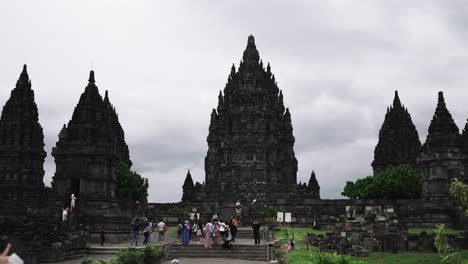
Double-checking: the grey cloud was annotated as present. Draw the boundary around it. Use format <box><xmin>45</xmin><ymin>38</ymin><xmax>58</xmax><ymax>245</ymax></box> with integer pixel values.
<box><xmin>3</xmin><ymin>1</ymin><xmax>468</xmax><ymax>202</ymax></box>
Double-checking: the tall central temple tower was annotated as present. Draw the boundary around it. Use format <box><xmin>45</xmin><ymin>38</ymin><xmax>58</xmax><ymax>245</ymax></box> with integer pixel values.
<box><xmin>187</xmin><ymin>35</ymin><xmax>303</xmax><ymax>204</ymax></box>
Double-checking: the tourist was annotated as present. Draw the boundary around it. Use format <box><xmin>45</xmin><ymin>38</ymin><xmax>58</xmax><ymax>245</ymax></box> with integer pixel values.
<box><xmin>148</xmin><ymin>218</ymin><xmax>154</xmax><ymax>243</ymax></box>
<box><xmin>62</xmin><ymin>207</ymin><xmax>68</xmax><ymax>222</ymax></box>
<box><xmin>235</xmin><ymin>201</ymin><xmax>242</xmax><ymax>222</ymax></box>
<box><xmin>229</xmin><ymin>216</ymin><xmax>238</xmax><ymax>242</ymax></box>
<box><xmin>203</xmin><ymin>221</ymin><xmax>212</xmax><ymax>248</ymax></box>
<box><xmin>189</xmin><ymin>221</ymin><xmax>193</xmax><ymax>241</ymax></box>
<box><xmin>196</xmin><ymin>222</ymin><xmax>202</xmax><ymax>242</ymax></box>
<box><xmin>177</xmin><ymin>221</ymin><xmax>183</xmax><ymax>239</ymax></box>
<box><xmin>182</xmin><ymin>220</ymin><xmax>190</xmax><ymax>246</ymax></box>
<box><xmin>219</xmin><ymin>219</ymin><xmax>226</xmax><ymax>240</ymax></box>
<box><xmin>212</xmin><ymin>212</ymin><xmax>218</xmax><ymax>222</ymax></box>
<box><xmin>70</xmin><ymin>193</ymin><xmax>77</xmax><ymax>211</ymax></box>
<box><xmin>130</xmin><ymin>220</ymin><xmax>140</xmax><ymax>246</ymax></box>
<box><xmin>143</xmin><ymin>223</ymin><xmax>151</xmax><ymax>245</ymax></box>
<box><xmin>157</xmin><ymin>219</ymin><xmax>166</xmax><ymax>242</ymax></box>
<box><xmin>222</xmin><ymin>227</ymin><xmax>233</xmax><ymax>250</ymax></box>
<box><xmin>100</xmin><ymin>226</ymin><xmax>105</xmax><ymax>246</ymax></box>
<box><xmin>192</xmin><ymin>222</ymin><xmax>198</xmax><ymax>241</ymax></box>
<box><xmin>252</xmin><ymin>219</ymin><xmax>261</xmax><ymax>245</ymax></box>
<box><xmin>288</xmin><ymin>237</ymin><xmax>295</xmax><ymax>251</ymax></box>
<box><xmin>0</xmin><ymin>243</ymin><xmax>11</xmax><ymax>264</ymax></box>
<box><xmin>214</xmin><ymin>222</ymin><xmax>221</xmax><ymax>245</ymax></box>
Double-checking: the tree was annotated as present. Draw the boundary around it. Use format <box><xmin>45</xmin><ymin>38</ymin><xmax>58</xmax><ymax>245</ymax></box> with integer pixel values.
<box><xmin>115</xmin><ymin>161</ymin><xmax>148</xmax><ymax>203</ymax></box>
<box><xmin>450</xmin><ymin>178</ymin><xmax>468</xmax><ymax>216</ymax></box>
<box><xmin>341</xmin><ymin>165</ymin><xmax>422</xmax><ymax>199</ymax></box>
<box><xmin>433</xmin><ymin>179</ymin><xmax>468</xmax><ymax>264</ymax></box>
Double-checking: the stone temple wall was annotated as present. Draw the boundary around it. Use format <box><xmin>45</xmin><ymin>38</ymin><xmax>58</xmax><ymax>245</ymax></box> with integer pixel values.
<box><xmin>143</xmin><ymin>198</ymin><xmax>465</xmax><ymax>229</ymax></box>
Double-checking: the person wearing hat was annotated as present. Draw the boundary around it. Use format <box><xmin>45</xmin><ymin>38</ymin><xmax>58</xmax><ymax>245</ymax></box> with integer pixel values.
<box><xmin>222</xmin><ymin>226</ymin><xmax>233</xmax><ymax>250</ymax></box>
<box><xmin>182</xmin><ymin>220</ymin><xmax>190</xmax><ymax>246</ymax></box>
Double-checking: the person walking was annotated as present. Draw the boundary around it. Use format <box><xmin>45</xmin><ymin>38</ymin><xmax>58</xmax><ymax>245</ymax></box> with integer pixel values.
<box><xmin>219</xmin><ymin>219</ymin><xmax>226</xmax><ymax>240</ymax></box>
<box><xmin>203</xmin><ymin>222</ymin><xmax>212</xmax><ymax>248</ymax></box>
<box><xmin>196</xmin><ymin>222</ymin><xmax>202</xmax><ymax>242</ymax></box>
<box><xmin>157</xmin><ymin>219</ymin><xmax>166</xmax><ymax>242</ymax></box>
<box><xmin>177</xmin><ymin>221</ymin><xmax>183</xmax><ymax>239</ymax></box>
<box><xmin>130</xmin><ymin>221</ymin><xmax>140</xmax><ymax>246</ymax></box>
<box><xmin>62</xmin><ymin>207</ymin><xmax>68</xmax><ymax>222</ymax></box>
<box><xmin>252</xmin><ymin>219</ymin><xmax>261</xmax><ymax>245</ymax></box>
<box><xmin>182</xmin><ymin>220</ymin><xmax>190</xmax><ymax>246</ymax></box>
<box><xmin>192</xmin><ymin>222</ymin><xmax>198</xmax><ymax>241</ymax></box>
<box><xmin>143</xmin><ymin>223</ymin><xmax>151</xmax><ymax>245</ymax></box>
<box><xmin>214</xmin><ymin>222</ymin><xmax>221</xmax><ymax>246</ymax></box>
<box><xmin>229</xmin><ymin>216</ymin><xmax>238</xmax><ymax>242</ymax></box>
<box><xmin>148</xmin><ymin>218</ymin><xmax>154</xmax><ymax>243</ymax></box>
<box><xmin>100</xmin><ymin>226</ymin><xmax>105</xmax><ymax>246</ymax></box>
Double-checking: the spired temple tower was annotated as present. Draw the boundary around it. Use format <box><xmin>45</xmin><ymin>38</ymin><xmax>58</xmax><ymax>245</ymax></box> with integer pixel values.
<box><xmin>182</xmin><ymin>35</ymin><xmax>317</xmax><ymax>205</ymax></box>
<box><xmin>0</xmin><ymin>65</ymin><xmax>47</xmax><ymax>212</ymax></box>
<box><xmin>418</xmin><ymin>92</ymin><xmax>464</xmax><ymax>198</ymax></box>
<box><xmin>52</xmin><ymin>71</ymin><xmax>132</xmax><ymax>241</ymax></box>
<box><xmin>372</xmin><ymin>91</ymin><xmax>421</xmax><ymax>175</ymax></box>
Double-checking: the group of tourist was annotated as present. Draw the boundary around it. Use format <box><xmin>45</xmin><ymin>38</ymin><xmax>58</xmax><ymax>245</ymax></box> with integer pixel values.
<box><xmin>178</xmin><ymin>214</ymin><xmax>239</xmax><ymax>250</ymax></box>
<box><xmin>129</xmin><ymin>218</ymin><xmax>167</xmax><ymax>247</ymax></box>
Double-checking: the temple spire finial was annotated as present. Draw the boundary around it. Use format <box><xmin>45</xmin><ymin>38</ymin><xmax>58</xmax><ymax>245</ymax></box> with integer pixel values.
<box><xmin>393</xmin><ymin>90</ymin><xmax>401</xmax><ymax>107</ymax></box>
<box><xmin>247</xmin><ymin>35</ymin><xmax>256</xmax><ymax>48</ymax></box>
<box><xmin>438</xmin><ymin>91</ymin><xmax>445</xmax><ymax>104</ymax></box>
<box><xmin>104</xmin><ymin>90</ymin><xmax>109</xmax><ymax>104</ymax></box>
<box><xmin>88</xmin><ymin>70</ymin><xmax>95</xmax><ymax>83</ymax></box>
<box><xmin>242</xmin><ymin>35</ymin><xmax>260</xmax><ymax>63</ymax></box>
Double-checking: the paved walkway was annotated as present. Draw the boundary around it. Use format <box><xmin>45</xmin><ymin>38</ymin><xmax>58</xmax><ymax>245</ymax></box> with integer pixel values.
<box><xmin>161</xmin><ymin>258</ymin><xmax>268</xmax><ymax>264</ymax></box>
<box><xmin>54</xmin><ymin>255</ymin><xmax>114</xmax><ymax>264</ymax></box>
<box><xmin>55</xmin><ymin>256</ymin><xmax>268</xmax><ymax>264</ymax></box>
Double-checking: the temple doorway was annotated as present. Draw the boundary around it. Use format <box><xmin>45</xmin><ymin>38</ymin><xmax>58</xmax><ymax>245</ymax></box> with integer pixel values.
<box><xmin>71</xmin><ymin>179</ymin><xmax>80</xmax><ymax>197</ymax></box>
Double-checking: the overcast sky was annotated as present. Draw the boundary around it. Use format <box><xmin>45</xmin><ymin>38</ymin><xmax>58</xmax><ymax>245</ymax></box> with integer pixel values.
<box><xmin>2</xmin><ymin>1</ymin><xmax>468</xmax><ymax>202</ymax></box>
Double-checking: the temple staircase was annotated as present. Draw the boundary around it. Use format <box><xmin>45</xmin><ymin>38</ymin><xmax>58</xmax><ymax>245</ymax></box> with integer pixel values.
<box><xmin>165</xmin><ymin>243</ymin><xmax>269</xmax><ymax>262</ymax></box>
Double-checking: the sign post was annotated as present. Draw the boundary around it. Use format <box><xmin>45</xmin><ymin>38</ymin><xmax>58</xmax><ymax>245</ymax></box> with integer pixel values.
<box><xmin>285</xmin><ymin>212</ymin><xmax>292</xmax><ymax>236</ymax></box>
<box><xmin>277</xmin><ymin>211</ymin><xmax>284</xmax><ymax>229</ymax></box>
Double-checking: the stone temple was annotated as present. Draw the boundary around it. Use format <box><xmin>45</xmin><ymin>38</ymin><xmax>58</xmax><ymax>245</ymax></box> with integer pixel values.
<box><xmin>0</xmin><ymin>65</ymin><xmax>46</xmax><ymax>212</ymax></box>
<box><xmin>182</xmin><ymin>35</ymin><xmax>319</xmax><ymax>206</ymax></box>
<box><xmin>0</xmin><ymin>36</ymin><xmax>467</xmax><ymax>262</ymax></box>
<box><xmin>372</xmin><ymin>91</ymin><xmax>421</xmax><ymax>175</ymax></box>
<box><xmin>51</xmin><ymin>70</ymin><xmax>133</xmax><ymax>241</ymax></box>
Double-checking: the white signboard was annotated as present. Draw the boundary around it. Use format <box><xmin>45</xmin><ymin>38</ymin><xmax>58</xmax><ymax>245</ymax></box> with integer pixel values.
<box><xmin>277</xmin><ymin>212</ymin><xmax>284</xmax><ymax>222</ymax></box>
<box><xmin>285</xmin><ymin>212</ymin><xmax>292</xmax><ymax>223</ymax></box>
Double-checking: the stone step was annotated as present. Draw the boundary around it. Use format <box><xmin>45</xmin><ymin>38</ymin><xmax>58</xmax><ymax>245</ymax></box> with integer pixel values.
<box><xmin>167</xmin><ymin>254</ymin><xmax>267</xmax><ymax>261</ymax></box>
<box><xmin>166</xmin><ymin>244</ymin><xmax>268</xmax><ymax>262</ymax></box>
<box><xmin>169</xmin><ymin>248</ymin><xmax>265</xmax><ymax>253</ymax></box>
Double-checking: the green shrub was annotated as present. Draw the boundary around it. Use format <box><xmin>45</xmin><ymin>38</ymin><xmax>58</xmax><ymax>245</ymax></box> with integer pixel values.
<box><xmin>143</xmin><ymin>245</ymin><xmax>164</xmax><ymax>264</ymax></box>
<box><xmin>342</xmin><ymin>165</ymin><xmax>421</xmax><ymax>199</ymax></box>
<box><xmin>116</xmin><ymin>247</ymin><xmax>145</xmax><ymax>264</ymax></box>
<box><xmin>81</xmin><ymin>259</ymin><xmax>97</xmax><ymax>264</ymax></box>
<box><xmin>274</xmin><ymin>248</ymin><xmax>288</xmax><ymax>264</ymax></box>
<box><xmin>81</xmin><ymin>259</ymin><xmax>109</xmax><ymax>264</ymax></box>
<box><xmin>318</xmin><ymin>253</ymin><xmax>366</xmax><ymax>264</ymax></box>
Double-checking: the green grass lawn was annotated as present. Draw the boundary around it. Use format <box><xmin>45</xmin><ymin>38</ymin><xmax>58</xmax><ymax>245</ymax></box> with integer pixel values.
<box><xmin>274</xmin><ymin>228</ymin><xmax>468</xmax><ymax>264</ymax></box>
<box><xmin>166</xmin><ymin>226</ymin><xmax>178</xmax><ymax>239</ymax></box>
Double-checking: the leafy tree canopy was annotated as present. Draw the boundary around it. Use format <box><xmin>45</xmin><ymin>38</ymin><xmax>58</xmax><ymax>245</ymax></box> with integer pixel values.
<box><xmin>341</xmin><ymin>165</ymin><xmax>421</xmax><ymax>199</ymax></box>
<box><xmin>115</xmin><ymin>161</ymin><xmax>149</xmax><ymax>203</ymax></box>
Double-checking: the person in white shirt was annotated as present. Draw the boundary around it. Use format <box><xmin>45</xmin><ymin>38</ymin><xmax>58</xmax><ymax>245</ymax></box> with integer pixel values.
<box><xmin>219</xmin><ymin>220</ymin><xmax>226</xmax><ymax>239</ymax></box>
<box><xmin>157</xmin><ymin>219</ymin><xmax>166</xmax><ymax>242</ymax></box>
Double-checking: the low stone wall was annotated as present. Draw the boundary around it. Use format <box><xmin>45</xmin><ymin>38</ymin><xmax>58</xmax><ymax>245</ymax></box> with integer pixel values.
<box><xmin>143</xmin><ymin>198</ymin><xmax>464</xmax><ymax>228</ymax></box>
